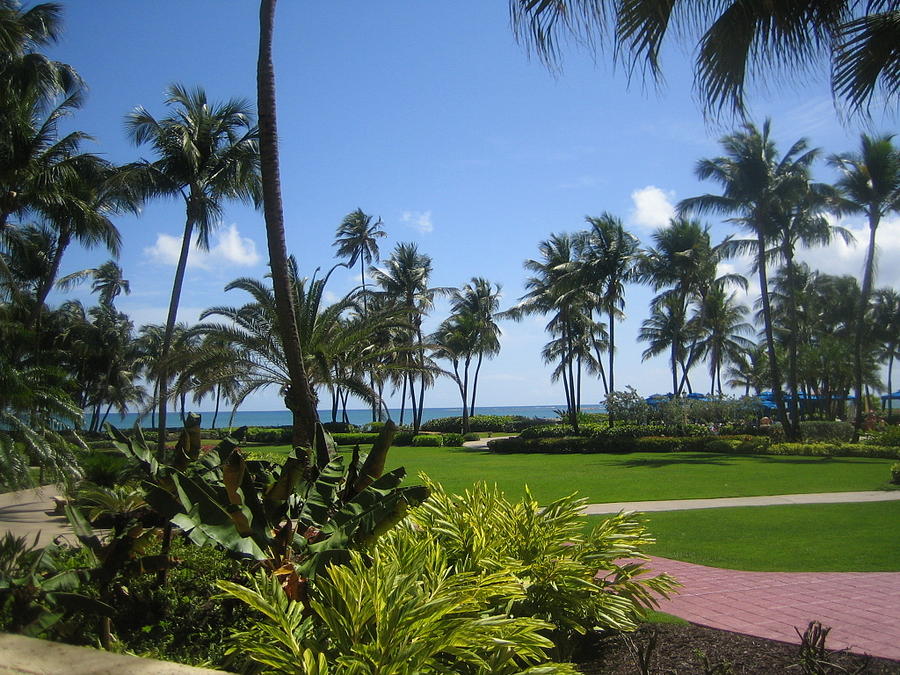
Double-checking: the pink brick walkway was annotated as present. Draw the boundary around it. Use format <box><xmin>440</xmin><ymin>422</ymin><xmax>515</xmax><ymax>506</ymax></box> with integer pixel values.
<box><xmin>646</xmin><ymin>556</ymin><xmax>900</xmax><ymax>661</ymax></box>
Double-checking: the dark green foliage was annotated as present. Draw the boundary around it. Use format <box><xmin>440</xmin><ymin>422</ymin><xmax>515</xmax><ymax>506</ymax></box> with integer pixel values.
<box><xmin>462</xmin><ymin>432</ymin><xmax>480</xmax><ymax>441</ymax></box>
<box><xmin>242</xmin><ymin>426</ymin><xmax>291</xmax><ymax>443</ymax></box>
<box><xmin>393</xmin><ymin>430</ymin><xmax>415</xmax><ymax>446</ymax></box>
<box><xmin>412</xmin><ymin>434</ymin><xmax>443</xmax><ymax>447</ymax></box>
<box><xmin>321</xmin><ymin>422</ymin><xmax>359</xmax><ymax>433</ymax></box>
<box><xmin>520</xmin><ymin>422</ymin><xmax>708</xmax><ymax>440</ymax></box>
<box><xmin>364</xmin><ymin>421</ymin><xmax>387</xmax><ymax>433</ymax></box>
<box><xmin>489</xmin><ymin>433</ymin><xmax>897</xmax><ymax>459</ymax></box>
<box><xmin>799</xmin><ymin>421</ymin><xmax>855</xmax><ymax>443</ymax></box>
<box><xmin>76</xmin><ymin>451</ymin><xmax>140</xmax><ymax>487</ymax></box>
<box><xmin>421</xmin><ymin>414</ymin><xmax>545</xmax><ymax>433</ymax></box>
<box><xmin>441</xmin><ymin>433</ymin><xmax>465</xmax><ymax>447</ymax></box>
<box><xmin>891</xmin><ymin>463</ymin><xmax>900</xmax><ymax>484</ymax></box>
<box><xmin>867</xmin><ymin>425</ymin><xmax>900</xmax><ymax>447</ymax></box>
<box><xmin>331</xmin><ymin>432</ymin><xmax>379</xmax><ymax>446</ymax></box>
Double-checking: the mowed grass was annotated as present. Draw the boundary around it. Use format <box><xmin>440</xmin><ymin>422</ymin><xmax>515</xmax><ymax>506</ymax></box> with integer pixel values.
<box><xmin>592</xmin><ymin>501</ymin><xmax>900</xmax><ymax>572</ymax></box>
<box><xmin>245</xmin><ymin>444</ymin><xmax>896</xmax><ymax>503</ymax></box>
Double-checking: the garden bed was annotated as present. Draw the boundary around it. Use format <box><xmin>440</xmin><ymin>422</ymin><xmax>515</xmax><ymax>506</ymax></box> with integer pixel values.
<box><xmin>574</xmin><ymin>622</ymin><xmax>900</xmax><ymax>674</ymax></box>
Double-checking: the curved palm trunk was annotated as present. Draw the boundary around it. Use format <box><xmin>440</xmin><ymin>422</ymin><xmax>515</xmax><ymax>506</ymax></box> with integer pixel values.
<box><xmin>156</xmin><ymin>217</ymin><xmax>194</xmax><ymax>453</ymax></box>
<box><xmin>887</xmin><ymin>352</ymin><xmax>894</xmax><ymax>419</ymax></box>
<box><xmin>211</xmin><ymin>384</ymin><xmax>220</xmax><ymax>429</ymax></box>
<box><xmin>607</xmin><ymin>309</ymin><xmax>615</xmax><ymax>394</ymax></box>
<box><xmin>415</xmin><ymin>323</ymin><xmax>426</xmax><ymax>432</ymax></box>
<box><xmin>756</xmin><ymin>231</ymin><xmax>791</xmax><ymax>436</ymax></box>
<box><xmin>27</xmin><ymin>228</ymin><xmax>70</xmax><ymax>331</ymax></box>
<box><xmin>258</xmin><ymin>0</ymin><xmax>319</xmax><ymax>447</ymax></box>
<box><xmin>469</xmin><ymin>351</ymin><xmax>484</xmax><ymax>417</ymax></box>
<box><xmin>784</xmin><ymin>250</ymin><xmax>802</xmax><ymax>439</ymax></box>
<box><xmin>853</xmin><ymin>212</ymin><xmax>879</xmax><ymax>440</ymax></box>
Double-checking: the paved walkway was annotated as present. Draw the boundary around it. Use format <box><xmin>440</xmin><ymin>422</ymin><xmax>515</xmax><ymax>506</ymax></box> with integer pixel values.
<box><xmin>646</xmin><ymin>555</ymin><xmax>900</xmax><ymax>661</ymax></box>
<box><xmin>0</xmin><ymin>484</ymin><xmax>72</xmax><ymax>547</ymax></box>
<box><xmin>583</xmin><ymin>490</ymin><xmax>900</xmax><ymax>514</ymax></box>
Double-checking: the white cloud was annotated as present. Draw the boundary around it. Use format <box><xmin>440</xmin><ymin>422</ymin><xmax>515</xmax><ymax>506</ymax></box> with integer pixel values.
<box><xmin>400</xmin><ymin>210</ymin><xmax>434</xmax><ymax>234</ymax></box>
<box><xmin>144</xmin><ymin>224</ymin><xmax>261</xmax><ymax>270</ymax></box>
<box><xmin>629</xmin><ymin>186</ymin><xmax>676</xmax><ymax>229</ymax></box>
<box><xmin>797</xmin><ymin>216</ymin><xmax>900</xmax><ymax>289</ymax></box>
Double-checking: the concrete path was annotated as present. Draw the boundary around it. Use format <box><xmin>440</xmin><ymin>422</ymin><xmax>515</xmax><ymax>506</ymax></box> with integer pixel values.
<box><xmin>583</xmin><ymin>490</ymin><xmax>900</xmax><ymax>514</ymax></box>
<box><xmin>646</xmin><ymin>555</ymin><xmax>900</xmax><ymax>661</ymax></box>
<box><xmin>0</xmin><ymin>484</ymin><xmax>73</xmax><ymax>547</ymax></box>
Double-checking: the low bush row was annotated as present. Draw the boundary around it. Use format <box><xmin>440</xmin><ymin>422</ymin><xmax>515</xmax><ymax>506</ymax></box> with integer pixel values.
<box><xmin>488</xmin><ymin>434</ymin><xmax>900</xmax><ymax>459</ymax></box>
<box><xmin>519</xmin><ymin>422</ymin><xmax>708</xmax><ymax>440</ymax></box>
<box><xmin>421</xmin><ymin>414</ymin><xmax>546</xmax><ymax>433</ymax></box>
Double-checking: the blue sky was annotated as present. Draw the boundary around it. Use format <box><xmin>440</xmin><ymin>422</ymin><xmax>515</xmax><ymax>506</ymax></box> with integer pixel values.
<box><xmin>45</xmin><ymin>1</ymin><xmax>898</xmax><ymax>411</ymax></box>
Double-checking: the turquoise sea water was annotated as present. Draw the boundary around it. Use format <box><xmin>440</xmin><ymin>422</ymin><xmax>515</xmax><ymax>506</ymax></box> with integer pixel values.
<box><xmin>101</xmin><ymin>404</ymin><xmax>606</xmax><ymax>430</ymax></box>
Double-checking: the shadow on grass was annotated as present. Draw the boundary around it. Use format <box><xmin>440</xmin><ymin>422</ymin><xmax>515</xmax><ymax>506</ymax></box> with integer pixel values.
<box><xmin>619</xmin><ymin>453</ymin><xmax>732</xmax><ymax>468</ymax></box>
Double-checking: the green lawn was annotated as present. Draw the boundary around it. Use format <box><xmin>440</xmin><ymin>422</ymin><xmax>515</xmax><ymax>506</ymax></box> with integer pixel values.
<box><xmin>245</xmin><ymin>444</ymin><xmax>896</xmax><ymax>503</ymax></box>
<box><xmin>596</xmin><ymin>501</ymin><xmax>900</xmax><ymax>572</ymax></box>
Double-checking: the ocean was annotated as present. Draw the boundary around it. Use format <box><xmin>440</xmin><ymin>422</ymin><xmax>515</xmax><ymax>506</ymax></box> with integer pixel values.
<box><xmin>100</xmin><ymin>404</ymin><xmax>607</xmax><ymax>430</ymax></box>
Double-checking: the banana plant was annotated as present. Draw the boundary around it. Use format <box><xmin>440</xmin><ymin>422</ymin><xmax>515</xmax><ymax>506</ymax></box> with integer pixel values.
<box><xmin>108</xmin><ymin>419</ymin><xmax>428</xmax><ymax>603</ymax></box>
<box><xmin>0</xmin><ymin>532</ymin><xmax>113</xmax><ymax>639</ymax></box>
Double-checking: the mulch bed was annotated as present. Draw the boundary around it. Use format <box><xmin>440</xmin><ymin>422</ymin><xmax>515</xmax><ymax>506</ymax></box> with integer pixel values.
<box><xmin>573</xmin><ymin>623</ymin><xmax>900</xmax><ymax>674</ymax></box>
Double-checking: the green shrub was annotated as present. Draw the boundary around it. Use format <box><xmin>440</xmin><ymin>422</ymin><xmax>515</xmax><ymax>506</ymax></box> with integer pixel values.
<box><xmin>520</xmin><ymin>423</ymin><xmax>577</xmax><ymax>439</ymax></box>
<box><xmin>243</xmin><ymin>426</ymin><xmax>291</xmax><ymax>444</ymax></box>
<box><xmin>891</xmin><ymin>463</ymin><xmax>900</xmax><ymax>485</ymax></box>
<box><xmin>393</xmin><ymin>430</ymin><xmax>415</xmax><ymax>446</ymax></box>
<box><xmin>411</xmin><ymin>481</ymin><xmax>678</xmax><ymax>651</ymax></box>
<box><xmin>868</xmin><ymin>425</ymin><xmax>900</xmax><ymax>448</ymax></box>
<box><xmin>421</xmin><ymin>415</ymin><xmax>546</xmax><ymax>433</ymax></box>
<box><xmin>331</xmin><ymin>432</ymin><xmax>379</xmax><ymax>446</ymax></box>
<box><xmin>768</xmin><ymin>442</ymin><xmax>899</xmax><ymax>459</ymax></box>
<box><xmin>412</xmin><ymin>434</ymin><xmax>443</xmax><ymax>447</ymax></box>
<box><xmin>76</xmin><ymin>451</ymin><xmax>139</xmax><ymax>487</ymax></box>
<box><xmin>322</xmin><ymin>421</ymin><xmax>358</xmax><ymax>433</ymax></box>
<box><xmin>633</xmin><ymin>436</ymin><xmax>688</xmax><ymax>453</ymax></box>
<box><xmin>800</xmin><ymin>420</ymin><xmax>855</xmax><ymax>443</ymax></box>
<box><xmin>441</xmin><ymin>432</ymin><xmax>465</xmax><ymax>447</ymax></box>
<box><xmin>364</xmin><ymin>421</ymin><xmax>386</xmax><ymax>433</ymax></box>
<box><xmin>462</xmin><ymin>432</ymin><xmax>480</xmax><ymax>441</ymax></box>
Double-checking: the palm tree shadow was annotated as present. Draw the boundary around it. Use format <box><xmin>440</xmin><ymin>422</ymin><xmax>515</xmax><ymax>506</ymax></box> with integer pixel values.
<box><xmin>619</xmin><ymin>453</ymin><xmax>731</xmax><ymax>468</ymax></box>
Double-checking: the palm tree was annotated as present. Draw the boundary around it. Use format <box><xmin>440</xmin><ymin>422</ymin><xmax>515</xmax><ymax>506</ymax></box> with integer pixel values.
<box><xmin>636</xmin><ymin>217</ymin><xmax>744</xmax><ymax>395</ymax></box>
<box><xmin>573</xmin><ymin>214</ymin><xmax>638</xmax><ymax>396</ymax></box>
<box><xmin>256</xmin><ymin>0</ymin><xmax>321</xmax><ymax>448</ymax></box>
<box><xmin>448</xmin><ymin>277</ymin><xmax>502</xmax><ymax>417</ymax></box>
<box><xmin>370</xmin><ymin>242</ymin><xmax>449</xmax><ymax>432</ymax></box>
<box><xmin>508</xmin><ymin>1</ymin><xmax>899</xmax><ymax>115</ymax></box>
<box><xmin>27</xmin><ymin>162</ymin><xmax>132</xmax><ymax>329</ymax></box>
<box><xmin>692</xmin><ymin>288</ymin><xmax>754</xmax><ymax>395</ymax></box>
<box><xmin>680</xmin><ymin>121</ymin><xmax>813</xmax><ymax>439</ymax></box>
<box><xmin>124</xmin><ymin>84</ymin><xmax>261</xmax><ymax>451</ymax></box>
<box><xmin>333</xmin><ymin>208</ymin><xmax>386</xmax><ymax>421</ymax></box>
<box><xmin>639</xmin><ymin>293</ymin><xmax>690</xmax><ymax>397</ymax></box>
<box><xmin>829</xmin><ymin>134</ymin><xmax>900</xmax><ymax>435</ymax></box>
<box><xmin>873</xmin><ymin>289</ymin><xmax>900</xmax><ymax>419</ymax></box>
<box><xmin>503</xmin><ymin>233</ymin><xmax>587</xmax><ymax>430</ymax></box>
<box><xmin>193</xmin><ymin>265</ymin><xmax>405</xmax><ymax>421</ymax></box>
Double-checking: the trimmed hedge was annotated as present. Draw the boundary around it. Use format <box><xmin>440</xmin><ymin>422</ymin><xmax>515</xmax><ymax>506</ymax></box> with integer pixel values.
<box><xmin>332</xmin><ymin>433</ymin><xmax>380</xmax><ymax>446</ymax></box>
<box><xmin>421</xmin><ymin>415</ymin><xmax>546</xmax><ymax>433</ymax></box>
<box><xmin>799</xmin><ymin>420</ymin><xmax>855</xmax><ymax>443</ymax></box>
<box><xmin>487</xmin><ymin>434</ymin><xmax>899</xmax><ymax>459</ymax></box>
<box><xmin>518</xmin><ymin>422</ymin><xmax>709</xmax><ymax>440</ymax></box>
<box><xmin>441</xmin><ymin>433</ymin><xmax>465</xmax><ymax>447</ymax></box>
<box><xmin>412</xmin><ymin>434</ymin><xmax>443</xmax><ymax>447</ymax></box>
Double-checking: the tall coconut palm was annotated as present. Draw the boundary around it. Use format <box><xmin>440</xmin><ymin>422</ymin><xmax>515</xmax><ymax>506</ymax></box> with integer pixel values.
<box><xmin>636</xmin><ymin>217</ymin><xmax>744</xmax><ymax>396</ymax></box>
<box><xmin>503</xmin><ymin>233</ymin><xmax>587</xmax><ymax>430</ymax></box>
<box><xmin>124</xmin><ymin>84</ymin><xmax>261</xmax><ymax>451</ymax></box>
<box><xmin>256</xmin><ymin>0</ymin><xmax>320</xmax><ymax>448</ymax></box>
<box><xmin>508</xmin><ymin>1</ymin><xmax>899</xmax><ymax>115</ymax></box>
<box><xmin>692</xmin><ymin>288</ymin><xmax>754</xmax><ymax>395</ymax></box>
<box><xmin>27</xmin><ymin>161</ymin><xmax>132</xmax><ymax>329</ymax></box>
<box><xmin>639</xmin><ymin>293</ymin><xmax>691</xmax><ymax>397</ymax></box>
<box><xmin>829</xmin><ymin>134</ymin><xmax>900</xmax><ymax>435</ymax></box>
<box><xmin>679</xmin><ymin>121</ymin><xmax>814</xmax><ymax>439</ymax></box>
<box><xmin>448</xmin><ymin>277</ymin><xmax>502</xmax><ymax>417</ymax></box>
<box><xmin>370</xmin><ymin>242</ymin><xmax>449</xmax><ymax>432</ymax></box>
<box><xmin>573</xmin><ymin>214</ymin><xmax>638</xmax><ymax>396</ymax></box>
<box><xmin>873</xmin><ymin>289</ymin><xmax>900</xmax><ymax>418</ymax></box>
<box><xmin>333</xmin><ymin>208</ymin><xmax>386</xmax><ymax>421</ymax></box>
